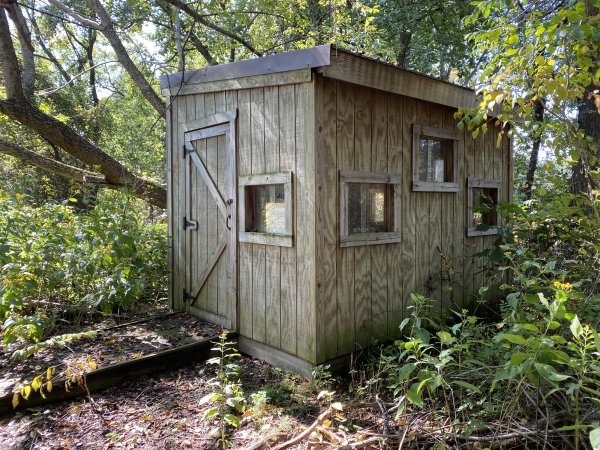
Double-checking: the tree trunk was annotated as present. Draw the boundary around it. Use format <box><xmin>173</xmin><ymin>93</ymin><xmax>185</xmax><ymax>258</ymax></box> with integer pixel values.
<box><xmin>524</xmin><ymin>97</ymin><xmax>545</xmax><ymax>200</ymax></box>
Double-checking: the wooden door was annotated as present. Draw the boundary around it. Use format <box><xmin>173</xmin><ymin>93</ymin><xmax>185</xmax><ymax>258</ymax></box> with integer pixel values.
<box><xmin>182</xmin><ymin>112</ymin><xmax>237</xmax><ymax>330</ymax></box>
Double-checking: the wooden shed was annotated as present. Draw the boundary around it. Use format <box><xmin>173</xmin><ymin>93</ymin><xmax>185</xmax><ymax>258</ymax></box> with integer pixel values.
<box><xmin>161</xmin><ymin>45</ymin><xmax>512</xmax><ymax>377</ymax></box>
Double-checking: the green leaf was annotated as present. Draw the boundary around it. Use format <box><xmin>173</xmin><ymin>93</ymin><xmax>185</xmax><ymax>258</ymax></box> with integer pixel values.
<box><xmin>570</xmin><ymin>315</ymin><xmax>583</xmax><ymax>339</ymax></box>
<box><xmin>589</xmin><ymin>426</ymin><xmax>600</xmax><ymax>450</ymax></box>
<box><xmin>224</xmin><ymin>413</ymin><xmax>239</xmax><ymax>428</ymax></box>
<box><xmin>203</xmin><ymin>407</ymin><xmax>218</xmax><ymax>419</ymax></box>
<box><xmin>534</xmin><ymin>363</ymin><xmax>570</xmax><ymax>385</ymax></box>
<box><xmin>407</xmin><ymin>385</ymin><xmax>424</xmax><ymax>407</ymax></box>
<box><xmin>501</xmin><ymin>334</ymin><xmax>527</xmax><ymax>345</ymax></box>
<box><xmin>510</xmin><ymin>352</ymin><xmax>529</xmax><ymax>366</ymax></box>
<box><xmin>451</xmin><ymin>380</ymin><xmax>481</xmax><ymax>393</ymax></box>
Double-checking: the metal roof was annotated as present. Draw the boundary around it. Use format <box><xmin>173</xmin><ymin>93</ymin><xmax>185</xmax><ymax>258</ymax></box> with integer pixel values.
<box><xmin>159</xmin><ymin>45</ymin><xmax>473</xmax><ymax>95</ymax></box>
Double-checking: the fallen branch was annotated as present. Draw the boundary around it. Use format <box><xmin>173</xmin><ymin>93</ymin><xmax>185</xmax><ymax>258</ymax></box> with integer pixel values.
<box><xmin>270</xmin><ymin>406</ymin><xmax>333</xmax><ymax>450</ymax></box>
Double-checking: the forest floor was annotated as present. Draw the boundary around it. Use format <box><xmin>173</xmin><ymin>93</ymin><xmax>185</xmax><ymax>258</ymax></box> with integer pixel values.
<box><xmin>0</xmin><ymin>308</ymin><xmax>389</xmax><ymax>450</ymax></box>
<box><xmin>0</xmin><ymin>308</ymin><xmax>579</xmax><ymax>450</ymax></box>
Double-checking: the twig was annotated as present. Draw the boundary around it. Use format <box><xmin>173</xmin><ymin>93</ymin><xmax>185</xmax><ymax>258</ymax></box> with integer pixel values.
<box><xmin>520</xmin><ymin>386</ymin><xmax>576</xmax><ymax>450</ymax></box>
<box><xmin>270</xmin><ymin>406</ymin><xmax>333</xmax><ymax>450</ymax></box>
<box><xmin>239</xmin><ymin>433</ymin><xmax>288</xmax><ymax>450</ymax></box>
<box><xmin>375</xmin><ymin>394</ymin><xmax>389</xmax><ymax>435</ymax></box>
<box><xmin>339</xmin><ymin>436</ymin><xmax>384</xmax><ymax>449</ymax></box>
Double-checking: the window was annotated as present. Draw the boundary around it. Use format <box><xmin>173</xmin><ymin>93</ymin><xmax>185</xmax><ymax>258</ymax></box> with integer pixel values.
<box><xmin>412</xmin><ymin>125</ymin><xmax>460</xmax><ymax>192</ymax></box>
<box><xmin>340</xmin><ymin>170</ymin><xmax>401</xmax><ymax>247</ymax></box>
<box><xmin>239</xmin><ymin>172</ymin><xmax>293</xmax><ymax>247</ymax></box>
<box><xmin>467</xmin><ymin>178</ymin><xmax>501</xmax><ymax>237</ymax></box>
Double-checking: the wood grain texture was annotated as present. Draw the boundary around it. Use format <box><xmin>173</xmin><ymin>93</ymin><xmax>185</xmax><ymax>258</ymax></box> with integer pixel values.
<box><xmin>414</xmin><ymin>101</ymin><xmax>431</xmax><ymax>300</ymax></box>
<box><xmin>428</xmin><ymin>105</ymin><xmax>443</xmax><ymax>316</ymax></box>
<box><xmin>251</xmin><ymin>88</ymin><xmax>267</xmax><ymax>343</ymax></box>
<box><xmin>324</xmin><ymin>51</ymin><xmax>477</xmax><ymax>110</ymax></box>
<box><xmin>387</xmin><ymin>93</ymin><xmax>403</xmax><ymax>339</ymax></box>
<box><xmin>225</xmin><ymin>90</ymin><xmax>238</xmax><ymax>331</ymax></box>
<box><xmin>370</xmin><ymin>88</ymin><xmax>389</xmax><ymax>342</ymax></box>
<box><xmin>166</xmin><ymin>94</ymin><xmax>174</xmax><ymax>309</ymax></box>
<box><xmin>237</xmin><ymin>89</ymin><xmax>253</xmax><ymax>338</ymax></box>
<box><xmin>353</xmin><ymin>85</ymin><xmax>372</xmax><ymax>351</ymax></box>
<box><xmin>302</xmin><ymin>81</ymin><xmax>317</xmax><ymax>363</ymax></box>
<box><xmin>399</xmin><ymin>96</ymin><xmax>417</xmax><ymax>334</ymax></box>
<box><xmin>336</xmin><ymin>80</ymin><xmax>355</xmax><ymax>356</ymax></box>
<box><xmin>313</xmin><ymin>74</ymin><xmax>330</xmax><ymax>363</ymax></box>
<box><xmin>264</xmin><ymin>86</ymin><xmax>281</xmax><ymax>349</ymax></box>
<box><xmin>294</xmin><ymin>82</ymin><xmax>309</xmax><ymax>361</ymax></box>
<box><xmin>279</xmin><ymin>84</ymin><xmax>297</xmax><ymax>355</ymax></box>
<box><xmin>192</xmin><ymin>98</ymin><xmax>208</xmax><ymax>311</ymax></box>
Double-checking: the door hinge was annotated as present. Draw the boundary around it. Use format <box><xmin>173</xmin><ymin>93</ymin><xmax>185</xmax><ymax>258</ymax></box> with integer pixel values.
<box><xmin>183</xmin><ymin>289</ymin><xmax>194</xmax><ymax>303</ymax></box>
<box><xmin>226</xmin><ymin>199</ymin><xmax>234</xmax><ymax>205</ymax></box>
<box><xmin>183</xmin><ymin>216</ymin><xmax>198</xmax><ymax>230</ymax></box>
<box><xmin>183</xmin><ymin>145</ymin><xmax>196</xmax><ymax>158</ymax></box>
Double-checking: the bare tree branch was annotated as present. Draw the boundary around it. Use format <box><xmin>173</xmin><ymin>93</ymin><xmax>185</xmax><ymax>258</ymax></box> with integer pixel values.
<box><xmin>161</xmin><ymin>0</ymin><xmax>263</xmax><ymax>57</ymax></box>
<box><xmin>0</xmin><ymin>7</ymin><xmax>24</xmax><ymax>99</ymax></box>
<box><xmin>0</xmin><ymin>98</ymin><xmax>166</xmax><ymax>207</ymax></box>
<box><xmin>27</xmin><ymin>7</ymin><xmax>72</xmax><ymax>84</ymax></box>
<box><xmin>87</xmin><ymin>0</ymin><xmax>165</xmax><ymax>115</ymax></box>
<box><xmin>6</xmin><ymin>2</ymin><xmax>35</xmax><ymax>97</ymax></box>
<box><xmin>45</xmin><ymin>0</ymin><xmax>101</xmax><ymax>30</ymax></box>
<box><xmin>0</xmin><ymin>137</ymin><xmax>99</xmax><ymax>181</ymax></box>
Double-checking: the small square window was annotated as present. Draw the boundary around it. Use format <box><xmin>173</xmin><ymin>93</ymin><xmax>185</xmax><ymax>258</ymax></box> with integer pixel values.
<box><xmin>467</xmin><ymin>178</ymin><xmax>501</xmax><ymax>237</ymax></box>
<box><xmin>239</xmin><ymin>172</ymin><xmax>292</xmax><ymax>247</ymax></box>
<box><xmin>412</xmin><ymin>125</ymin><xmax>460</xmax><ymax>192</ymax></box>
<box><xmin>340</xmin><ymin>171</ymin><xmax>401</xmax><ymax>247</ymax></box>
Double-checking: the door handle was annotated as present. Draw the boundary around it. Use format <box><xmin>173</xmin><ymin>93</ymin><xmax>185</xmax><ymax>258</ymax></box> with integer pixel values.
<box><xmin>226</xmin><ymin>214</ymin><xmax>231</xmax><ymax>230</ymax></box>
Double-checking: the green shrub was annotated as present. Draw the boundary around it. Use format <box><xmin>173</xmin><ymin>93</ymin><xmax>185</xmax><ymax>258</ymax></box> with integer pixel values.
<box><xmin>0</xmin><ymin>188</ymin><xmax>167</xmax><ymax>353</ymax></box>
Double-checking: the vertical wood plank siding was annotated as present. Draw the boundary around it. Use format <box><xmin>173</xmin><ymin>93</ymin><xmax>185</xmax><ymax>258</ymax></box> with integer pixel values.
<box><xmin>315</xmin><ymin>79</ymin><xmax>510</xmax><ymax>361</ymax></box>
<box><xmin>167</xmin><ymin>75</ymin><xmax>511</xmax><ymax>366</ymax></box>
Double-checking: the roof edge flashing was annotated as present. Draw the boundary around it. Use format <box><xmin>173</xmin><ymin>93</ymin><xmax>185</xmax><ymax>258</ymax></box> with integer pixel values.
<box><xmin>160</xmin><ymin>44</ymin><xmax>331</xmax><ymax>89</ymax></box>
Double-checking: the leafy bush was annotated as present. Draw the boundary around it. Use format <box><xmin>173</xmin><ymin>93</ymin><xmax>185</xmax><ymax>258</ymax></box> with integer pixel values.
<box><xmin>0</xmin><ymin>188</ymin><xmax>167</xmax><ymax>353</ymax></box>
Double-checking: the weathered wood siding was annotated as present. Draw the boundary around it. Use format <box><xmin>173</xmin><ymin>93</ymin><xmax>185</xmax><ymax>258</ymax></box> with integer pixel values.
<box><xmin>314</xmin><ymin>76</ymin><xmax>511</xmax><ymax>361</ymax></box>
<box><xmin>167</xmin><ymin>81</ymin><xmax>317</xmax><ymax>363</ymax></box>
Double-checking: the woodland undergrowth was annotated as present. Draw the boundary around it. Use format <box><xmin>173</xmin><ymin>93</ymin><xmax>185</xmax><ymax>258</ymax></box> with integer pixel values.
<box><xmin>0</xmin><ymin>187</ymin><xmax>168</xmax><ymax>360</ymax></box>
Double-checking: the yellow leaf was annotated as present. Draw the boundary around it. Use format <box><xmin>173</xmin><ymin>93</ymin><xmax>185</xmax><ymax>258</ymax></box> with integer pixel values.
<box><xmin>40</xmin><ymin>387</ymin><xmax>46</xmax><ymax>399</ymax></box>
<box><xmin>132</xmin><ymin>353</ymin><xmax>141</xmax><ymax>359</ymax></box>
<box><xmin>46</xmin><ymin>367</ymin><xmax>55</xmax><ymax>381</ymax></box>
<box><xmin>12</xmin><ymin>393</ymin><xmax>19</xmax><ymax>409</ymax></box>
<box><xmin>65</xmin><ymin>368</ymin><xmax>72</xmax><ymax>377</ymax></box>
<box><xmin>323</xmin><ymin>419</ymin><xmax>332</xmax><ymax>427</ymax></box>
<box><xmin>331</xmin><ymin>402</ymin><xmax>343</xmax><ymax>411</ymax></box>
<box><xmin>72</xmin><ymin>405</ymin><xmax>82</xmax><ymax>414</ymax></box>
<box><xmin>88</xmin><ymin>361</ymin><xmax>97</xmax><ymax>370</ymax></box>
<box><xmin>21</xmin><ymin>386</ymin><xmax>32</xmax><ymax>400</ymax></box>
<box><xmin>46</xmin><ymin>380</ymin><xmax>53</xmax><ymax>392</ymax></box>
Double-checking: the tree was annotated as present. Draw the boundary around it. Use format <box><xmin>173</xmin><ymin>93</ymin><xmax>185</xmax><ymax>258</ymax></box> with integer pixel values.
<box><xmin>460</xmin><ymin>0</ymin><xmax>600</xmax><ymax>204</ymax></box>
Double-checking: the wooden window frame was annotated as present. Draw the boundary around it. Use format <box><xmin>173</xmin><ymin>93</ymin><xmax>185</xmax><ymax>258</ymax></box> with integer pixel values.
<box><xmin>467</xmin><ymin>178</ymin><xmax>502</xmax><ymax>237</ymax></box>
<box><xmin>238</xmin><ymin>172</ymin><xmax>293</xmax><ymax>247</ymax></box>
<box><xmin>412</xmin><ymin>125</ymin><xmax>460</xmax><ymax>192</ymax></box>
<box><xmin>339</xmin><ymin>170</ymin><xmax>401</xmax><ymax>247</ymax></box>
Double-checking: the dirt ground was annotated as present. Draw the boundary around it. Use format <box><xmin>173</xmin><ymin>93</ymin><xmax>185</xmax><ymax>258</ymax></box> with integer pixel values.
<box><xmin>0</xmin><ymin>310</ymin><xmax>387</xmax><ymax>450</ymax></box>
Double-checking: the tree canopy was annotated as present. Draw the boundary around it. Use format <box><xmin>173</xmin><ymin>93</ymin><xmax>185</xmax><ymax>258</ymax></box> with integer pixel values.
<box><xmin>0</xmin><ymin>0</ymin><xmax>479</xmax><ymax>207</ymax></box>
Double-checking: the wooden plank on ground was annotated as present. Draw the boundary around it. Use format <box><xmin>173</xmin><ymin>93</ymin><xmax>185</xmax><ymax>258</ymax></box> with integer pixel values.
<box><xmin>1</xmin><ymin>334</ymin><xmax>236</xmax><ymax>415</ymax></box>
